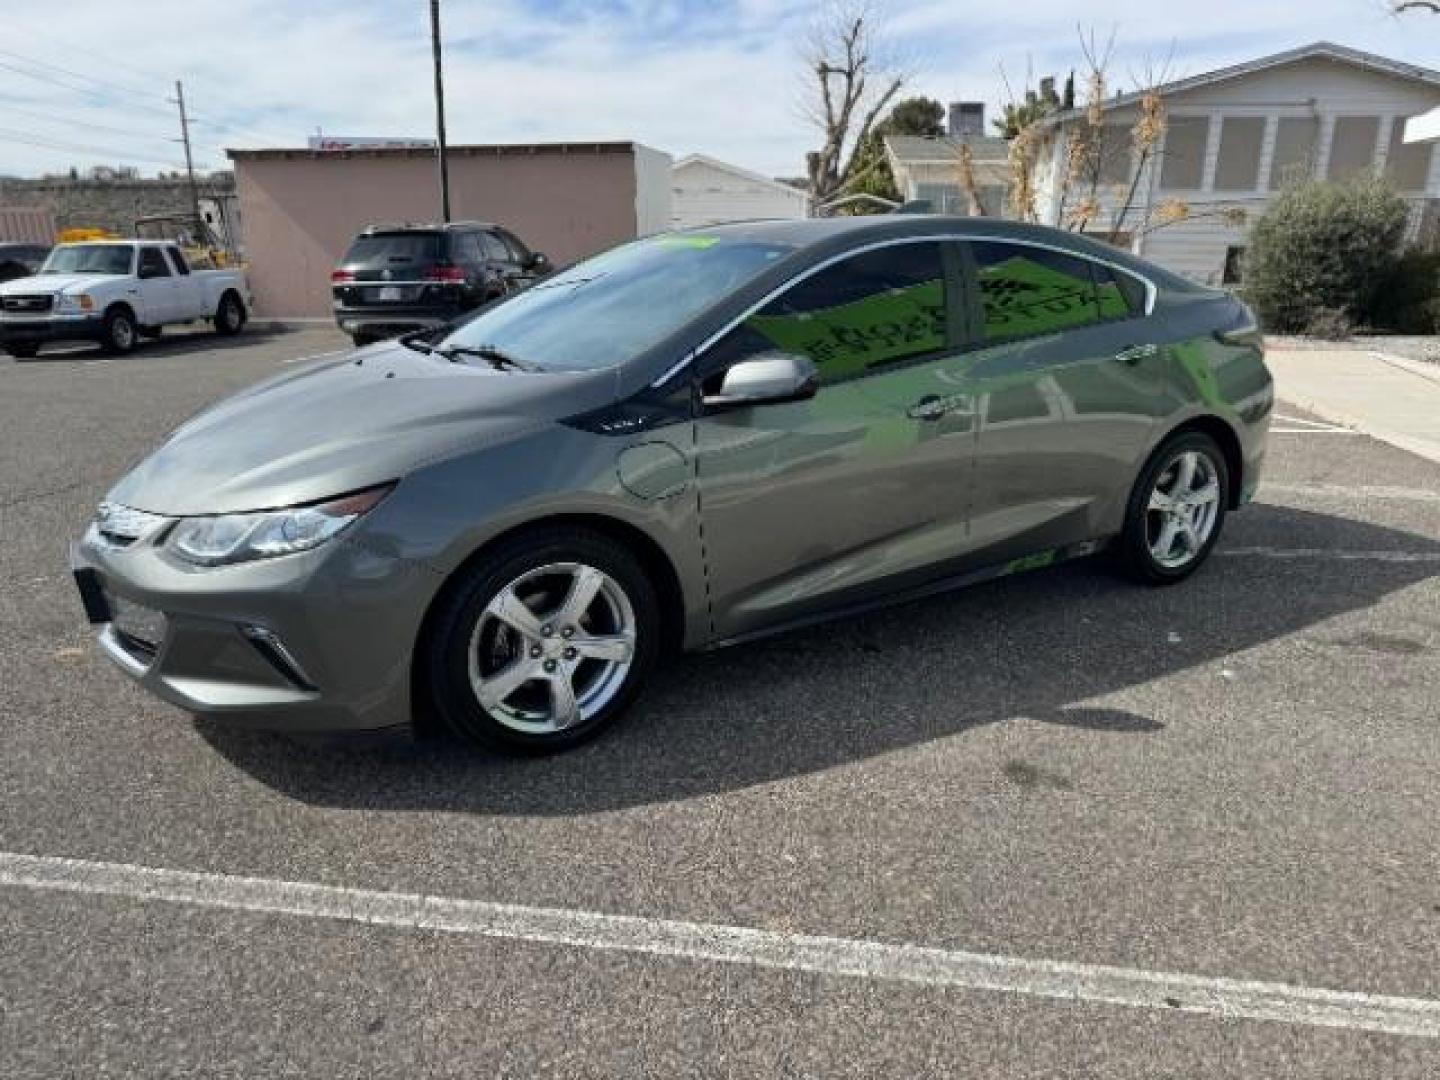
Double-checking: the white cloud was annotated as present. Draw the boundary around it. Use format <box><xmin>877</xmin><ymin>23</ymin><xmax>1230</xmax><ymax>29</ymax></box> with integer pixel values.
<box><xmin>0</xmin><ymin>0</ymin><xmax>1435</xmax><ymax>180</ymax></box>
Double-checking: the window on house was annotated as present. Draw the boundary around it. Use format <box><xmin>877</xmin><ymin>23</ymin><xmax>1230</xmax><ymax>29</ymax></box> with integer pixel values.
<box><xmin>1327</xmin><ymin>116</ymin><xmax>1381</xmax><ymax>181</ymax></box>
<box><xmin>1214</xmin><ymin>117</ymin><xmax>1265</xmax><ymax>191</ymax></box>
<box><xmin>969</xmin><ymin>242</ymin><xmax>1102</xmax><ymax>344</ymax></box>
<box><xmin>1097</xmin><ymin>124</ymin><xmax>1135</xmax><ymax>186</ymax></box>
<box><xmin>1222</xmin><ymin>246</ymin><xmax>1246</xmax><ymax>286</ymax></box>
<box><xmin>1386</xmin><ymin>119</ymin><xmax>1435</xmax><ymax>192</ymax></box>
<box><xmin>1270</xmin><ymin>117</ymin><xmax>1319</xmax><ymax>188</ymax></box>
<box><xmin>1160</xmin><ymin>116</ymin><xmax>1209</xmax><ymax>191</ymax></box>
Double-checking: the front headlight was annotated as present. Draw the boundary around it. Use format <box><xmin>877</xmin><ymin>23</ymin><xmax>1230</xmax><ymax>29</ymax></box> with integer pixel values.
<box><xmin>55</xmin><ymin>293</ymin><xmax>94</xmax><ymax>312</ymax></box>
<box><xmin>167</xmin><ymin>484</ymin><xmax>393</xmax><ymax>566</ymax></box>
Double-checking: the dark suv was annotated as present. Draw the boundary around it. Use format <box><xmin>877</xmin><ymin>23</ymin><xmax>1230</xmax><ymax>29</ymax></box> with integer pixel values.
<box><xmin>331</xmin><ymin>221</ymin><xmax>550</xmax><ymax>346</ymax></box>
<box><xmin>0</xmin><ymin>243</ymin><xmax>51</xmax><ymax>285</ymax></box>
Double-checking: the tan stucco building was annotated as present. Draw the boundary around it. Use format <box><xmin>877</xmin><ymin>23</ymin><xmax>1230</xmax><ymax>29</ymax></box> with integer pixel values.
<box><xmin>227</xmin><ymin>142</ymin><xmax>671</xmax><ymax>317</ymax></box>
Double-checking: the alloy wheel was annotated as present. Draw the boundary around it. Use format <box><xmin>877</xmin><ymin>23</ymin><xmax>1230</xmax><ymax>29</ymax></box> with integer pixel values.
<box><xmin>466</xmin><ymin>561</ymin><xmax>637</xmax><ymax>734</ymax></box>
<box><xmin>1145</xmin><ymin>449</ymin><xmax>1221</xmax><ymax>569</ymax></box>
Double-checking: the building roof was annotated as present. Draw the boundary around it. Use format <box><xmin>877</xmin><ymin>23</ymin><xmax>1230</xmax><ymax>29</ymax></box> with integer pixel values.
<box><xmin>885</xmin><ymin>135</ymin><xmax>1010</xmax><ymax>165</ymax></box>
<box><xmin>226</xmin><ymin>141</ymin><xmax>648</xmax><ymax>161</ymax></box>
<box><xmin>1045</xmin><ymin>41</ymin><xmax>1440</xmax><ymax>125</ymax></box>
<box><xmin>672</xmin><ymin>154</ymin><xmax>811</xmax><ymax>199</ymax></box>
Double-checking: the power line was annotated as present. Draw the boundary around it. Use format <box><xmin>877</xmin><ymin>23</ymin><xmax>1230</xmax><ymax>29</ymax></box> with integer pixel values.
<box><xmin>0</xmin><ymin>58</ymin><xmax>176</xmax><ymax>121</ymax></box>
<box><xmin>0</xmin><ymin>47</ymin><xmax>163</xmax><ymax>106</ymax></box>
<box><xmin>0</xmin><ymin>126</ymin><xmax>195</xmax><ymax>170</ymax></box>
<box><xmin>0</xmin><ymin>100</ymin><xmax>173</xmax><ymax>144</ymax></box>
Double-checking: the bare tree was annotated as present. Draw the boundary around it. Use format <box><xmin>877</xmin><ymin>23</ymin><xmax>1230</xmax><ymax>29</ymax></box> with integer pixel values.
<box><xmin>802</xmin><ymin>2</ymin><xmax>906</xmax><ymax>202</ymax></box>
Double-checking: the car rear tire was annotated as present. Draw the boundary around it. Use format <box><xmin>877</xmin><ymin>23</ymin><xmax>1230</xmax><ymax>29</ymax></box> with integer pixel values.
<box><xmin>102</xmin><ymin>307</ymin><xmax>138</xmax><ymax>354</ymax></box>
<box><xmin>1118</xmin><ymin>430</ymin><xmax>1229</xmax><ymax>585</ymax></box>
<box><xmin>424</xmin><ymin>527</ymin><xmax>661</xmax><ymax>753</ymax></box>
<box><xmin>214</xmin><ymin>292</ymin><xmax>245</xmax><ymax>336</ymax></box>
<box><xmin>4</xmin><ymin>342</ymin><xmax>39</xmax><ymax>359</ymax></box>
<box><xmin>350</xmin><ymin>332</ymin><xmax>378</xmax><ymax>348</ymax></box>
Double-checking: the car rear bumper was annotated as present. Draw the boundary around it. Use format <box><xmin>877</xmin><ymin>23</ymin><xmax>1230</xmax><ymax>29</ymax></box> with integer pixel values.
<box><xmin>68</xmin><ymin>520</ymin><xmax>442</xmax><ymax>735</ymax></box>
<box><xmin>0</xmin><ymin>314</ymin><xmax>104</xmax><ymax>345</ymax></box>
<box><xmin>332</xmin><ymin>294</ymin><xmax>469</xmax><ymax>338</ymax></box>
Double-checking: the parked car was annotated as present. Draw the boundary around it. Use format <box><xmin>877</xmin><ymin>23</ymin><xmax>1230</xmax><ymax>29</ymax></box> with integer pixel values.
<box><xmin>331</xmin><ymin>220</ymin><xmax>551</xmax><ymax>346</ymax></box>
<box><xmin>0</xmin><ymin>242</ymin><xmax>51</xmax><ymax>285</ymax></box>
<box><xmin>71</xmin><ymin>216</ymin><xmax>1271</xmax><ymax>754</ymax></box>
<box><xmin>0</xmin><ymin>240</ymin><xmax>250</xmax><ymax>358</ymax></box>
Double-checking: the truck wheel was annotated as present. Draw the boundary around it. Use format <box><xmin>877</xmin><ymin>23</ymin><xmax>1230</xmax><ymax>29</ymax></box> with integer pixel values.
<box><xmin>214</xmin><ymin>293</ymin><xmax>245</xmax><ymax>336</ymax></box>
<box><xmin>102</xmin><ymin>308</ymin><xmax>138</xmax><ymax>354</ymax></box>
<box><xmin>350</xmin><ymin>332</ymin><xmax>378</xmax><ymax>348</ymax></box>
<box><xmin>4</xmin><ymin>342</ymin><xmax>39</xmax><ymax>359</ymax></box>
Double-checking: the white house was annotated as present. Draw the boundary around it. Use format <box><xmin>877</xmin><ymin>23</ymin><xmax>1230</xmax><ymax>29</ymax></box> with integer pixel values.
<box><xmin>1028</xmin><ymin>42</ymin><xmax>1440</xmax><ymax>286</ymax></box>
<box><xmin>670</xmin><ymin>154</ymin><xmax>810</xmax><ymax>229</ymax></box>
<box><xmin>884</xmin><ymin>133</ymin><xmax>1012</xmax><ymax>216</ymax></box>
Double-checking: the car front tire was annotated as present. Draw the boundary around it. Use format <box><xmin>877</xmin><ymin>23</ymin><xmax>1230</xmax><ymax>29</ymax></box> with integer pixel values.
<box><xmin>424</xmin><ymin>527</ymin><xmax>661</xmax><ymax>753</ymax></box>
<box><xmin>1118</xmin><ymin>430</ymin><xmax>1229</xmax><ymax>585</ymax></box>
<box><xmin>102</xmin><ymin>307</ymin><xmax>138</xmax><ymax>354</ymax></box>
<box><xmin>214</xmin><ymin>293</ymin><xmax>245</xmax><ymax>336</ymax></box>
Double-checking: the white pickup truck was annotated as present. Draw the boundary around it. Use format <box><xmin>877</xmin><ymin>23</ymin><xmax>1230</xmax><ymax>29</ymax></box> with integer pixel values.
<box><xmin>0</xmin><ymin>240</ymin><xmax>250</xmax><ymax>358</ymax></box>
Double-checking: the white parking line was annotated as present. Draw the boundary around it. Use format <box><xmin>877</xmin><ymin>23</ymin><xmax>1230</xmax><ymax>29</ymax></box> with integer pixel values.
<box><xmin>280</xmin><ymin>349</ymin><xmax>348</xmax><ymax>365</ymax></box>
<box><xmin>1262</xmin><ymin>483</ymin><xmax>1440</xmax><ymax>504</ymax></box>
<box><xmin>1217</xmin><ymin>547</ymin><xmax>1440</xmax><ymax>563</ymax></box>
<box><xmin>2</xmin><ymin>852</ymin><xmax>1438</xmax><ymax>1038</ymax></box>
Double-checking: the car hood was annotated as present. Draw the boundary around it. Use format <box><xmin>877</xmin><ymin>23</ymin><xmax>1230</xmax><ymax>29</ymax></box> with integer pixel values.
<box><xmin>0</xmin><ymin>273</ymin><xmax>123</xmax><ymax>295</ymax></box>
<box><xmin>107</xmin><ymin>341</ymin><xmax>618</xmax><ymax>516</ymax></box>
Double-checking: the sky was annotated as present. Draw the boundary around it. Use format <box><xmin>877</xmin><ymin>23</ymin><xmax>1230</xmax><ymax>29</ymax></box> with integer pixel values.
<box><xmin>0</xmin><ymin>0</ymin><xmax>1435</xmax><ymax>180</ymax></box>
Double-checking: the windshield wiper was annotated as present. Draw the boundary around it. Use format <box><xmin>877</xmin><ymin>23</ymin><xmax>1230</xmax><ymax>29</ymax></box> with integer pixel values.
<box><xmin>397</xmin><ymin>329</ymin><xmax>437</xmax><ymax>354</ymax></box>
<box><xmin>438</xmin><ymin>343</ymin><xmax>537</xmax><ymax>372</ymax></box>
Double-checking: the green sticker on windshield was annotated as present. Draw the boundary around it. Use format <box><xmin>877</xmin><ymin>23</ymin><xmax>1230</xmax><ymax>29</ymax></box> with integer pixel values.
<box><xmin>654</xmin><ymin>235</ymin><xmax>720</xmax><ymax>249</ymax></box>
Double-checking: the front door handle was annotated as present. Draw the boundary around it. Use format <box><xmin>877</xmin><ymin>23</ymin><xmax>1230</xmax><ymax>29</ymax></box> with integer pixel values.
<box><xmin>1114</xmin><ymin>343</ymin><xmax>1159</xmax><ymax>365</ymax></box>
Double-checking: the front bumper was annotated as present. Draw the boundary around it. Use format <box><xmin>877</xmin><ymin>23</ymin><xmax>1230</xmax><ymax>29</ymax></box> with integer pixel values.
<box><xmin>0</xmin><ymin>313</ymin><xmax>104</xmax><ymax>346</ymax></box>
<box><xmin>69</xmin><ymin>518</ymin><xmax>441</xmax><ymax>734</ymax></box>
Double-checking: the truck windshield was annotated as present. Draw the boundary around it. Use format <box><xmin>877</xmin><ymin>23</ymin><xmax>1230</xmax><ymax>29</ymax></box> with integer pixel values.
<box><xmin>40</xmin><ymin>245</ymin><xmax>134</xmax><ymax>275</ymax></box>
<box><xmin>436</xmin><ymin>234</ymin><xmax>795</xmax><ymax>372</ymax></box>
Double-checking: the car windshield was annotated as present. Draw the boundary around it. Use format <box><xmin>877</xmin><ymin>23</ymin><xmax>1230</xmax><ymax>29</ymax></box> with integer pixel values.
<box><xmin>436</xmin><ymin>234</ymin><xmax>795</xmax><ymax>371</ymax></box>
<box><xmin>40</xmin><ymin>245</ymin><xmax>134</xmax><ymax>275</ymax></box>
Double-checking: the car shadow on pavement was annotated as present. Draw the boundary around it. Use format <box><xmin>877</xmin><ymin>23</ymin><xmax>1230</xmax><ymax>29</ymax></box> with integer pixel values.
<box><xmin>10</xmin><ymin>325</ymin><xmax>302</xmax><ymax>363</ymax></box>
<box><xmin>198</xmin><ymin>504</ymin><xmax>1440</xmax><ymax>815</ymax></box>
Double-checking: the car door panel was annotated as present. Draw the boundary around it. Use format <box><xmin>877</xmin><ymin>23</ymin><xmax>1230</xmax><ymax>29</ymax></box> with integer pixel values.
<box><xmin>693</xmin><ymin>240</ymin><xmax>977</xmax><ymax>640</ymax></box>
<box><xmin>957</xmin><ymin>242</ymin><xmax>1168</xmax><ymax>565</ymax></box>
<box><xmin>135</xmin><ymin>248</ymin><xmax>178</xmax><ymax>323</ymax></box>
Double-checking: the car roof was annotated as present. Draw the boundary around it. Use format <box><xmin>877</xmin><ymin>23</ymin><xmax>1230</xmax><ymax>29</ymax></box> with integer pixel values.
<box><xmin>360</xmin><ymin>221</ymin><xmax>498</xmax><ymax>234</ymax></box>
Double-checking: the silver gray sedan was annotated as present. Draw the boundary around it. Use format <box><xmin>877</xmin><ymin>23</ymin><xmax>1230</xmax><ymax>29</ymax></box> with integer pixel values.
<box><xmin>71</xmin><ymin>216</ymin><xmax>1272</xmax><ymax>752</ymax></box>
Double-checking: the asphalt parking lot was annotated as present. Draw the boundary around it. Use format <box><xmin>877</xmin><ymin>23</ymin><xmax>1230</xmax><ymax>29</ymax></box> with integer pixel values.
<box><xmin>2</xmin><ymin>327</ymin><xmax>1438</xmax><ymax>1077</ymax></box>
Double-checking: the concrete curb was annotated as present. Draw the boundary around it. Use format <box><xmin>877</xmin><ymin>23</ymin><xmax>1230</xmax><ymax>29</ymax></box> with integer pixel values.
<box><xmin>1274</xmin><ymin>350</ymin><xmax>1440</xmax><ymax>466</ymax></box>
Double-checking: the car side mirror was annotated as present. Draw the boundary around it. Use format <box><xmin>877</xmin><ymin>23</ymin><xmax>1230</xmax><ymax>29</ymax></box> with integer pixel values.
<box><xmin>703</xmin><ymin>352</ymin><xmax>819</xmax><ymax>409</ymax></box>
<box><xmin>526</xmin><ymin>252</ymin><xmax>551</xmax><ymax>274</ymax></box>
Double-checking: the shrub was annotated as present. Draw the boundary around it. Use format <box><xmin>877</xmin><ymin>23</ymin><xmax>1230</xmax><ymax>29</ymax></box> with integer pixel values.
<box><xmin>1303</xmin><ymin>307</ymin><xmax>1353</xmax><ymax>341</ymax></box>
<box><xmin>1371</xmin><ymin>249</ymin><xmax>1440</xmax><ymax>334</ymax></box>
<box><xmin>1243</xmin><ymin>175</ymin><xmax>1411</xmax><ymax>333</ymax></box>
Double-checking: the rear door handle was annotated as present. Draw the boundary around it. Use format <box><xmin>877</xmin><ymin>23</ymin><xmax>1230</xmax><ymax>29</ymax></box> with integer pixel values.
<box><xmin>1114</xmin><ymin>343</ymin><xmax>1158</xmax><ymax>365</ymax></box>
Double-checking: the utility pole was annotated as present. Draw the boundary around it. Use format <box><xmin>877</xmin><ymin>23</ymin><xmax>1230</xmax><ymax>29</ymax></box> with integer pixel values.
<box><xmin>170</xmin><ymin>80</ymin><xmax>202</xmax><ymax>236</ymax></box>
<box><xmin>429</xmin><ymin>0</ymin><xmax>451</xmax><ymax>222</ymax></box>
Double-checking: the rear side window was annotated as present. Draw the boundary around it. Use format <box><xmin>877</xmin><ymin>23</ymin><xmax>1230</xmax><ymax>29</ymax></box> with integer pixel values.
<box><xmin>707</xmin><ymin>242</ymin><xmax>949</xmax><ymax>386</ymax></box>
<box><xmin>166</xmin><ymin>246</ymin><xmax>191</xmax><ymax>275</ymax></box>
<box><xmin>970</xmin><ymin>242</ymin><xmax>1101</xmax><ymax>344</ymax></box>
<box><xmin>453</xmin><ymin>232</ymin><xmax>485</xmax><ymax>266</ymax></box>
<box><xmin>342</xmin><ymin>232</ymin><xmax>442</xmax><ymax>267</ymax></box>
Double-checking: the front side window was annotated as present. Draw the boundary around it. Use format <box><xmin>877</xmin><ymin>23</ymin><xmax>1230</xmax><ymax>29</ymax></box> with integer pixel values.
<box><xmin>498</xmin><ymin>229</ymin><xmax>531</xmax><ymax>263</ymax></box>
<box><xmin>970</xmin><ymin>242</ymin><xmax>1102</xmax><ymax>344</ymax></box>
<box><xmin>478</xmin><ymin>232</ymin><xmax>509</xmax><ymax>262</ymax></box>
<box><xmin>138</xmin><ymin>248</ymin><xmax>171</xmax><ymax>278</ymax></box>
<box><xmin>704</xmin><ymin>243</ymin><xmax>949</xmax><ymax>387</ymax></box>
<box><xmin>437</xmin><ymin>233</ymin><xmax>795</xmax><ymax>372</ymax></box>
<box><xmin>39</xmin><ymin>244</ymin><xmax>133</xmax><ymax>275</ymax></box>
